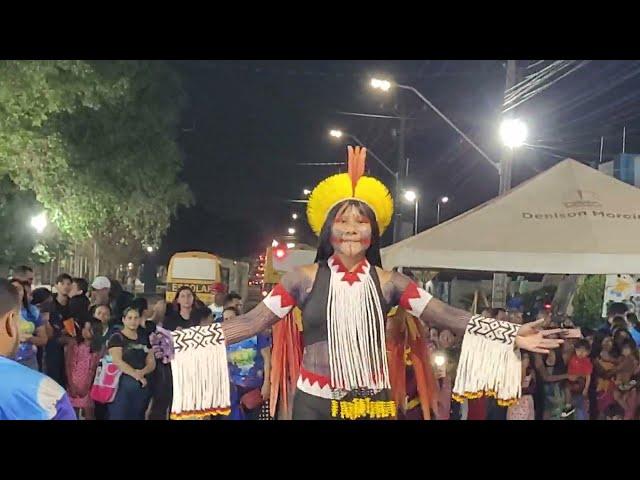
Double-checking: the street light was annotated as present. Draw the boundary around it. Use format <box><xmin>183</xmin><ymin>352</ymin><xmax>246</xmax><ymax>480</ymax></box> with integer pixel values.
<box><xmin>303</xmin><ymin>188</ymin><xmax>311</xmax><ymax>196</ymax></box>
<box><xmin>288</xmin><ymin>227</ymin><xmax>296</xmax><ymax>235</ymax></box>
<box><xmin>146</xmin><ymin>246</ymin><xmax>154</xmax><ymax>253</ymax></box>
<box><xmin>370</xmin><ymin>77</ymin><xmax>392</xmax><ymax>92</ymax></box>
<box><xmin>272</xmin><ymin>239</ymin><xmax>279</xmax><ymax>247</ymax></box>
<box><xmin>30</xmin><ymin>212</ymin><xmax>47</xmax><ymax>234</ymax></box>
<box><xmin>291</xmin><ymin>213</ymin><xmax>298</xmax><ymax>220</ymax></box>
<box><xmin>328</xmin><ymin>128</ymin><xmax>397</xmax><ymax>178</ymax></box>
<box><xmin>499</xmin><ymin>118</ymin><xmax>528</xmax><ymax>149</ymax></box>
<box><xmin>437</xmin><ymin>196</ymin><xmax>449</xmax><ymax>225</ymax></box>
<box><xmin>498</xmin><ymin>118</ymin><xmax>528</xmax><ymax>195</ymax></box>
<box><xmin>403</xmin><ymin>190</ymin><xmax>417</xmax><ymax>203</ymax></box>
<box><xmin>370</xmin><ymin>77</ymin><xmax>499</xmax><ymax>171</ymax></box>
<box><xmin>403</xmin><ymin>190</ymin><xmax>419</xmax><ymax>236</ymax></box>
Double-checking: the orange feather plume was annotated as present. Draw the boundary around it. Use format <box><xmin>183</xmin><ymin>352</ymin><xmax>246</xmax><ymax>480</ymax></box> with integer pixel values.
<box><xmin>347</xmin><ymin>145</ymin><xmax>366</xmax><ymax>194</ymax></box>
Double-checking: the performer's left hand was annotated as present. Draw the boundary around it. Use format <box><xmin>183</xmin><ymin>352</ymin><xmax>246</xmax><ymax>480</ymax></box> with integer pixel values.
<box><xmin>515</xmin><ymin>319</ymin><xmax>570</xmax><ymax>354</ymax></box>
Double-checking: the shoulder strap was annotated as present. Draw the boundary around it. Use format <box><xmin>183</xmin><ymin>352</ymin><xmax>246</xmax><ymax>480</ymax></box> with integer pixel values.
<box><xmin>369</xmin><ymin>265</ymin><xmax>389</xmax><ymax>314</ymax></box>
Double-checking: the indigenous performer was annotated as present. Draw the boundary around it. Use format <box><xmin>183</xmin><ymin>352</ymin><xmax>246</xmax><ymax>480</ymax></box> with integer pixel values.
<box><xmin>152</xmin><ymin>146</ymin><xmax>576</xmax><ymax>420</ymax></box>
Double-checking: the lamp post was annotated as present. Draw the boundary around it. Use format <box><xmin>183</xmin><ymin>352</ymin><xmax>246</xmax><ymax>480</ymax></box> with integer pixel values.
<box><xmin>403</xmin><ymin>190</ymin><xmax>418</xmax><ymax>236</ymax></box>
<box><xmin>436</xmin><ymin>196</ymin><xmax>449</xmax><ymax>225</ymax></box>
<box><xmin>498</xmin><ymin>117</ymin><xmax>528</xmax><ymax>195</ymax></box>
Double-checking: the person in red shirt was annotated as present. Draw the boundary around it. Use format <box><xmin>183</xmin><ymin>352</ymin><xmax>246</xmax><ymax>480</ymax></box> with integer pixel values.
<box><xmin>564</xmin><ymin>339</ymin><xmax>592</xmax><ymax>419</ymax></box>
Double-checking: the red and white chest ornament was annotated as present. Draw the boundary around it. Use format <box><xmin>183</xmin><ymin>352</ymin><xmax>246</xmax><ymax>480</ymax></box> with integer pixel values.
<box><xmin>327</xmin><ymin>256</ymin><xmax>369</xmax><ymax>285</ymax></box>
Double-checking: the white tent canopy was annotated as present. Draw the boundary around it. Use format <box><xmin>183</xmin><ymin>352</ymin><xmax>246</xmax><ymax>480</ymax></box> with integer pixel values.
<box><xmin>382</xmin><ymin>159</ymin><xmax>640</xmax><ymax>274</ymax></box>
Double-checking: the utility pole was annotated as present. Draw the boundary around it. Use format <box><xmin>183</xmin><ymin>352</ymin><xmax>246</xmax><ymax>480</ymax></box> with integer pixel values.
<box><xmin>393</xmin><ymin>96</ymin><xmax>407</xmax><ymax>243</ymax></box>
<box><xmin>498</xmin><ymin>60</ymin><xmax>518</xmax><ymax>196</ymax></box>
<box><xmin>493</xmin><ymin>60</ymin><xmax>519</xmax><ymax>308</ymax></box>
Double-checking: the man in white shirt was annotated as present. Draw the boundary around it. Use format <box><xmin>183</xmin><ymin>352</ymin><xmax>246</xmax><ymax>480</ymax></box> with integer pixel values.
<box><xmin>208</xmin><ymin>289</ymin><xmax>226</xmax><ymax>320</ymax></box>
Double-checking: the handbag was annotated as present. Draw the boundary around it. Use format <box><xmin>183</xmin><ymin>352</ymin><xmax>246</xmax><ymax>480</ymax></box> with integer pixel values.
<box><xmin>90</xmin><ymin>356</ymin><xmax>122</xmax><ymax>404</ymax></box>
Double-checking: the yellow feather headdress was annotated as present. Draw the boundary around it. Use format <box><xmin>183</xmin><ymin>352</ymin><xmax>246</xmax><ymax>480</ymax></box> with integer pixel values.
<box><xmin>306</xmin><ymin>146</ymin><xmax>394</xmax><ymax>236</ymax></box>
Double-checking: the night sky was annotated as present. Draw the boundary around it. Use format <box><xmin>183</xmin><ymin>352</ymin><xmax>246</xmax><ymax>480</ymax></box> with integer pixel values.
<box><xmin>159</xmin><ymin>60</ymin><xmax>640</xmax><ymax>262</ymax></box>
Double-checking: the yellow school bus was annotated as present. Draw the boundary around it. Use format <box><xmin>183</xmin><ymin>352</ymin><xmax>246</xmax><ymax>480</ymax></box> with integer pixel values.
<box><xmin>165</xmin><ymin>251</ymin><xmax>223</xmax><ymax>305</ymax></box>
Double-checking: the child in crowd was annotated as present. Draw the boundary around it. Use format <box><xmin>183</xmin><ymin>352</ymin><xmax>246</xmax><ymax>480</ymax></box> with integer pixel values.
<box><xmin>564</xmin><ymin>339</ymin><xmax>592</xmax><ymax>420</ymax></box>
<box><xmin>612</xmin><ymin>338</ymin><xmax>639</xmax><ymax>418</ymax></box>
<box><xmin>592</xmin><ymin>335</ymin><xmax>617</xmax><ymax>418</ymax></box>
<box><xmin>65</xmin><ymin>319</ymin><xmax>101</xmax><ymax>419</ymax></box>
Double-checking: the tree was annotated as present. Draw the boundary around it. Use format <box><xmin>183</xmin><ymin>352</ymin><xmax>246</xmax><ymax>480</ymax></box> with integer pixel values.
<box><xmin>0</xmin><ymin>178</ymin><xmax>66</xmax><ymax>269</ymax></box>
<box><xmin>0</xmin><ymin>60</ymin><xmax>191</xmax><ymax>254</ymax></box>
<box><xmin>572</xmin><ymin>275</ymin><xmax>605</xmax><ymax>329</ymax></box>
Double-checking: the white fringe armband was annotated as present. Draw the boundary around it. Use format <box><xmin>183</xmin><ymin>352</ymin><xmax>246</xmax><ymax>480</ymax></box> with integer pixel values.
<box><xmin>170</xmin><ymin>323</ymin><xmax>231</xmax><ymax>420</ymax></box>
<box><xmin>452</xmin><ymin>316</ymin><xmax>522</xmax><ymax>407</ymax></box>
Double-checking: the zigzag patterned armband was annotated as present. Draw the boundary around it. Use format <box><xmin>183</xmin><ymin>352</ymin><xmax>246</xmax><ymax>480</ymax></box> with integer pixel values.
<box><xmin>465</xmin><ymin>315</ymin><xmax>520</xmax><ymax>345</ymax></box>
<box><xmin>452</xmin><ymin>315</ymin><xmax>522</xmax><ymax>407</ymax></box>
<box><xmin>170</xmin><ymin>324</ymin><xmax>231</xmax><ymax>419</ymax></box>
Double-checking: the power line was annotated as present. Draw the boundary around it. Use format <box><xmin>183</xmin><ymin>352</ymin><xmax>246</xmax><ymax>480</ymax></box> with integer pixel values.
<box><xmin>503</xmin><ymin>61</ymin><xmax>591</xmax><ymax>113</ymax></box>
<box><xmin>504</xmin><ymin>61</ymin><xmax>574</xmax><ymax>105</ymax></box>
<box><xmin>544</xmin><ymin>61</ymin><xmax>640</xmax><ymax>118</ymax></box>
<box><xmin>336</xmin><ymin>111</ymin><xmax>414</xmax><ymax>120</ymax></box>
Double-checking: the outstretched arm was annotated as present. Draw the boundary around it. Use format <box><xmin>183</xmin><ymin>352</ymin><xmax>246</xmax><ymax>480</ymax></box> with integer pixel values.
<box><xmin>221</xmin><ymin>266</ymin><xmax>314</xmax><ymax>345</ymax></box>
<box><xmin>380</xmin><ymin>270</ymin><xmax>471</xmax><ymax>336</ymax></box>
<box><xmin>380</xmin><ymin>269</ymin><xmax>568</xmax><ymax>353</ymax></box>
<box><xmin>222</xmin><ymin>303</ymin><xmax>282</xmax><ymax>345</ymax></box>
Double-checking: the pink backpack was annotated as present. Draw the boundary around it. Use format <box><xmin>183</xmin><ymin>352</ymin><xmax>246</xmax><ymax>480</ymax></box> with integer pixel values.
<box><xmin>90</xmin><ymin>357</ymin><xmax>122</xmax><ymax>404</ymax></box>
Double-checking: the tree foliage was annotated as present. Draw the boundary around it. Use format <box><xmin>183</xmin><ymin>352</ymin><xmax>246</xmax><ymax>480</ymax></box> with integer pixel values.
<box><xmin>572</xmin><ymin>275</ymin><xmax>606</xmax><ymax>329</ymax></box>
<box><xmin>0</xmin><ymin>60</ymin><xmax>192</xmax><ymax>253</ymax></box>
